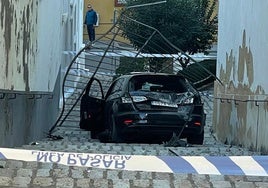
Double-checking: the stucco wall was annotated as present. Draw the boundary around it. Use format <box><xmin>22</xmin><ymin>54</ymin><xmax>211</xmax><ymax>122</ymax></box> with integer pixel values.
<box><xmin>214</xmin><ymin>0</ymin><xmax>268</xmax><ymax>153</ymax></box>
<box><xmin>0</xmin><ymin>0</ymin><xmax>84</xmax><ymax>147</ymax></box>
<box><xmin>0</xmin><ymin>1</ymin><xmax>38</xmax><ymax>91</ymax></box>
<box><xmin>0</xmin><ymin>0</ymin><xmax>83</xmax><ymax>92</ymax></box>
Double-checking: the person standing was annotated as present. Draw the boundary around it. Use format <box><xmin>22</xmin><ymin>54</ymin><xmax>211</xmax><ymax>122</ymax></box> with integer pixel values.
<box><xmin>84</xmin><ymin>4</ymin><xmax>98</xmax><ymax>43</ymax></box>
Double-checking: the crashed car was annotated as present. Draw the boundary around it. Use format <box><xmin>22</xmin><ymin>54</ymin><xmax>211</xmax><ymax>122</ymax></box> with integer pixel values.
<box><xmin>79</xmin><ymin>72</ymin><xmax>206</xmax><ymax>144</ymax></box>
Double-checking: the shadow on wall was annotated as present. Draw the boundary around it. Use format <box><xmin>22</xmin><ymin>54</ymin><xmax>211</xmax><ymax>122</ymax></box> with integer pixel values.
<box><xmin>0</xmin><ymin>73</ymin><xmax>61</xmax><ymax>148</ymax></box>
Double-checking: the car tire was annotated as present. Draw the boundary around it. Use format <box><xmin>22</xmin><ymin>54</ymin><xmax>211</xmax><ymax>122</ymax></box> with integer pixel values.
<box><xmin>110</xmin><ymin>115</ymin><xmax>123</xmax><ymax>143</ymax></box>
<box><xmin>187</xmin><ymin>131</ymin><xmax>204</xmax><ymax>145</ymax></box>
<box><xmin>90</xmin><ymin>130</ymin><xmax>98</xmax><ymax>139</ymax></box>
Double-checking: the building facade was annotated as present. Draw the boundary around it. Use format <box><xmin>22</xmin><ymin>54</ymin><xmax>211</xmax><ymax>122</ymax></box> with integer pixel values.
<box><xmin>83</xmin><ymin>0</ymin><xmax>125</xmax><ymax>41</ymax></box>
<box><xmin>214</xmin><ymin>0</ymin><xmax>268</xmax><ymax>153</ymax></box>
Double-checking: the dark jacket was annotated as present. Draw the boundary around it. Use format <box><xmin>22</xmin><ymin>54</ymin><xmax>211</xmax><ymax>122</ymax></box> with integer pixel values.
<box><xmin>84</xmin><ymin>10</ymin><xmax>97</xmax><ymax>25</ymax></box>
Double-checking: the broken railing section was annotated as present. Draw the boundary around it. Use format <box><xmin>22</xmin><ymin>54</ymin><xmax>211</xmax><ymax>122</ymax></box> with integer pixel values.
<box><xmin>48</xmin><ymin>13</ymin><xmax>221</xmax><ymax>136</ymax></box>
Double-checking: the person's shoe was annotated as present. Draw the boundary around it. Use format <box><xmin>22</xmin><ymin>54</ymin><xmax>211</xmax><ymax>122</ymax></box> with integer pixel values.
<box><xmin>86</xmin><ymin>41</ymin><xmax>91</xmax><ymax>45</ymax></box>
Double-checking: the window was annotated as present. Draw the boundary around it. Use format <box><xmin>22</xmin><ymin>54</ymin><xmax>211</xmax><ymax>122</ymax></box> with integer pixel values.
<box><xmin>115</xmin><ymin>0</ymin><xmax>127</xmax><ymax>7</ymax></box>
<box><xmin>109</xmin><ymin>78</ymin><xmax>125</xmax><ymax>94</ymax></box>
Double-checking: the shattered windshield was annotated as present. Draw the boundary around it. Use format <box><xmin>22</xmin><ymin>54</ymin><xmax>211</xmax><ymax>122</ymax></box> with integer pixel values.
<box><xmin>128</xmin><ymin>75</ymin><xmax>194</xmax><ymax>105</ymax></box>
<box><xmin>128</xmin><ymin>75</ymin><xmax>188</xmax><ymax>93</ymax></box>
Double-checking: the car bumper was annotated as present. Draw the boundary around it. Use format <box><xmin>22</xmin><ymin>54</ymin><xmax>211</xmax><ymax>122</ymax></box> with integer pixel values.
<box><xmin>114</xmin><ymin>111</ymin><xmax>205</xmax><ymax>139</ymax></box>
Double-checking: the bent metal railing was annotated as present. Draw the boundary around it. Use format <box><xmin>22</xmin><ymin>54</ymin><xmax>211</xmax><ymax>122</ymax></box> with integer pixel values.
<box><xmin>48</xmin><ymin>11</ymin><xmax>221</xmax><ymax>136</ymax></box>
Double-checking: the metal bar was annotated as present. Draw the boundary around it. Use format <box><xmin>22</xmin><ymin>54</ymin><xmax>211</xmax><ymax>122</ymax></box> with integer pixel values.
<box><xmin>126</xmin><ymin>1</ymin><xmax>167</xmax><ymax>9</ymax></box>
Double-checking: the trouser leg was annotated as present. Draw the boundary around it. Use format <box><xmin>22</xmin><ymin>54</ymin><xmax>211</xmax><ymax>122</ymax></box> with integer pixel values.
<box><xmin>91</xmin><ymin>28</ymin><xmax>95</xmax><ymax>41</ymax></box>
<box><xmin>86</xmin><ymin>25</ymin><xmax>90</xmax><ymax>41</ymax></box>
<box><xmin>87</xmin><ymin>24</ymin><xmax>95</xmax><ymax>42</ymax></box>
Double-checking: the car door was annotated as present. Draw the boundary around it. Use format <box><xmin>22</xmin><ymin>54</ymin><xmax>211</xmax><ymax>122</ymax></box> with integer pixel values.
<box><xmin>79</xmin><ymin>77</ymin><xmax>105</xmax><ymax>132</ymax></box>
<box><xmin>103</xmin><ymin>77</ymin><xmax>126</xmax><ymax>128</ymax></box>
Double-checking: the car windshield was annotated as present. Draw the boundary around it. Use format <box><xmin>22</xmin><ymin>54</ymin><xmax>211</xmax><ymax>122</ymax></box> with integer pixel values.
<box><xmin>128</xmin><ymin>75</ymin><xmax>188</xmax><ymax>93</ymax></box>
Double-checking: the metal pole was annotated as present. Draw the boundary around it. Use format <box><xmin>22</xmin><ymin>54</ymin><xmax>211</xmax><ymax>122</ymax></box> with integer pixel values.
<box><xmin>126</xmin><ymin>1</ymin><xmax>167</xmax><ymax>9</ymax></box>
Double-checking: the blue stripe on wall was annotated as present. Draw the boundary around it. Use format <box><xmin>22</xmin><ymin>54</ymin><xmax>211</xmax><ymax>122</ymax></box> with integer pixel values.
<box><xmin>158</xmin><ymin>156</ymin><xmax>197</xmax><ymax>174</ymax></box>
<box><xmin>206</xmin><ymin>156</ymin><xmax>245</xmax><ymax>175</ymax></box>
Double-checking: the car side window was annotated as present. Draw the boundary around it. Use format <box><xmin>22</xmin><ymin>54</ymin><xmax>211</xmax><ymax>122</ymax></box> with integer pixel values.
<box><xmin>108</xmin><ymin>78</ymin><xmax>125</xmax><ymax>96</ymax></box>
<box><xmin>87</xmin><ymin>79</ymin><xmax>104</xmax><ymax>99</ymax></box>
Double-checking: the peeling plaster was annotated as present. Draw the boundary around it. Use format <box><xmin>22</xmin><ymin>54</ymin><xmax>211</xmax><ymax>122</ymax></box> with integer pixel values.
<box><xmin>238</xmin><ymin>30</ymin><xmax>254</xmax><ymax>86</ymax></box>
<box><xmin>0</xmin><ymin>1</ymin><xmax>14</xmax><ymax>78</ymax></box>
<box><xmin>219</xmin><ymin>30</ymin><xmax>259</xmax><ymax>95</ymax></box>
<box><xmin>2</xmin><ymin>99</ymin><xmax>12</xmax><ymax>135</ymax></box>
<box><xmin>22</xmin><ymin>4</ymin><xmax>31</xmax><ymax>92</ymax></box>
<box><xmin>215</xmin><ymin>30</ymin><xmax>267</xmax><ymax>147</ymax></box>
<box><xmin>214</xmin><ymin>100</ymin><xmax>232</xmax><ymax>143</ymax></box>
<box><xmin>0</xmin><ymin>1</ymin><xmax>38</xmax><ymax>91</ymax></box>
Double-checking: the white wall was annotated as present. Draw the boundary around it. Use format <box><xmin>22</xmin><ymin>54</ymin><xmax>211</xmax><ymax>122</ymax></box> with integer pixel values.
<box><xmin>214</xmin><ymin>0</ymin><xmax>268</xmax><ymax>153</ymax></box>
<box><xmin>0</xmin><ymin>0</ymin><xmax>84</xmax><ymax>147</ymax></box>
<box><xmin>0</xmin><ymin>0</ymin><xmax>84</xmax><ymax>92</ymax></box>
<box><xmin>217</xmin><ymin>1</ymin><xmax>268</xmax><ymax>92</ymax></box>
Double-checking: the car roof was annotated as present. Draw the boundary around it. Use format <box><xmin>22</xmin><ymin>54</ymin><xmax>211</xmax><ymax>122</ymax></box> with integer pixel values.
<box><xmin>119</xmin><ymin>72</ymin><xmax>186</xmax><ymax>79</ymax></box>
<box><xmin>111</xmin><ymin>73</ymin><xmax>188</xmax><ymax>86</ymax></box>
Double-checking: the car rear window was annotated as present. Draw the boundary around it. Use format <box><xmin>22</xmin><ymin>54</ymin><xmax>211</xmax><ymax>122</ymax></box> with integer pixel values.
<box><xmin>128</xmin><ymin>75</ymin><xmax>188</xmax><ymax>93</ymax></box>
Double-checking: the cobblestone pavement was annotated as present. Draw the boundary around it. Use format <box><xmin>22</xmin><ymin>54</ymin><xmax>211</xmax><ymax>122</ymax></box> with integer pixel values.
<box><xmin>1</xmin><ymin>88</ymin><xmax>268</xmax><ymax>187</ymax></box>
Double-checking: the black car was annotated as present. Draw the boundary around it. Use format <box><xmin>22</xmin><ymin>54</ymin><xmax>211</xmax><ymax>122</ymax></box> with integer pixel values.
<box><xmin>79</xmin><ymin>72</ymin><xmax>206</xmax><ymax>144</ymax></box>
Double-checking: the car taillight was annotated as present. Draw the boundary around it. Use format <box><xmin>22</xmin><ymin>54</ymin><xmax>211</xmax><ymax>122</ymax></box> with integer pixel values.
<box><xmin>132</xmin><ymin>96</ymin><xmax>147</xmax><ymax>102</ymax></box>
<box><xmin>194</xmin><ymin>121</ymin><xmax>201</xmax><ymax>126</ymax></box>
<box><xmin>121</xmin><ymin>97</ymin><xmax>132</xmax><ymax>103</ymax></box>
<box><xmin>123</xmin><ymin>119</ymin><xmax>133</xmax><ymax>125</ymax></box>
<box><xmin>121</xmin><ymin>96</ymin><xmax>148</xmax><ymax>103</ymax></box>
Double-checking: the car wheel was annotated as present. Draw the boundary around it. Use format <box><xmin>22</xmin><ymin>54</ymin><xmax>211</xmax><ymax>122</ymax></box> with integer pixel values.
<box><xmin>90</xmin><ymin>130</ymin><xmax>99</xmax><ymax>139</ymax></box>
<box><xmin>110</xmin><ymin>115</ymin><xmax>123</xmax><ymax>143</ymax></box>
<box><xmin>187</xmin><ymin>131</ymin><xmax>204</xmax><ymax>145</ymax></box>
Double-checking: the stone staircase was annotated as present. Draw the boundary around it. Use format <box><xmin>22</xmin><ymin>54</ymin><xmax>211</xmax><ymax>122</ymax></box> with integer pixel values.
<box><xmin>47</xmin><ymin>15</ymin><xmax>220</xmax><ymax>140</ymax></box>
